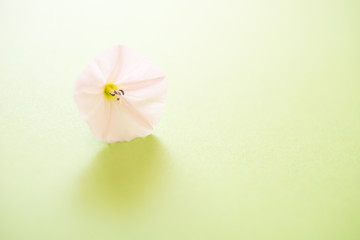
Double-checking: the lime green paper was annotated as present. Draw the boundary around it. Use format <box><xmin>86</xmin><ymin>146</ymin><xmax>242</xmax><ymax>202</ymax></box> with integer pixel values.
<box><xmin>0</xmin><ymin>0</ymin><xmax>359</xmax><ymax>239</ymax></box>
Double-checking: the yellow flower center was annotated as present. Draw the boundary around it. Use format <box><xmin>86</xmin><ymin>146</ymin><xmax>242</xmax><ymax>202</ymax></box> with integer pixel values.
<box><xmin>104</xmin><ymin>82</ymin><xmax>119</xmax><ymax>99</ymax></box>
<box><xmin>103</xmin><ymin>82</ymin><xmax>125</xmax><ymax>101</ymax></box>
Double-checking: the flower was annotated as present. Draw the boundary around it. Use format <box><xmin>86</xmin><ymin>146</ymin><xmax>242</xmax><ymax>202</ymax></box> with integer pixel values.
<box><xmin>74</xmin><ymin>45</ymin><xmax>167</xmax><ymax>142</ymax></box>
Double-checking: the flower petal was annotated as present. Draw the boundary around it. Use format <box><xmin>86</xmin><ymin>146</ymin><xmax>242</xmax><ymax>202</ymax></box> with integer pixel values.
<box><xmin>102</xmin><ymin>100</ymin><xmax>153</xmax><ymax>142</ymax></box>
<box><xmin>84</xmin><ymin>97</ymin><xmax>112</xmax><ymax>140</ymax></box>
<box><xmin>113</xmin><ymin>46</ymin><xmax>165</xmax><ymax>86</ymax></box>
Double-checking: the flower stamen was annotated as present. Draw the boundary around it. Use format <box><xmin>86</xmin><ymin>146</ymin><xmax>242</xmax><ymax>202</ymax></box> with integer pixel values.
<box><xmin>104</xmin><ymin>82</ymin><xmax>125</xmax><ymax>101</ymax></box>
<box><xmin>109</xmin><ymin>88</ymin><xmax>125</xmax><ymax>101</ymax></box>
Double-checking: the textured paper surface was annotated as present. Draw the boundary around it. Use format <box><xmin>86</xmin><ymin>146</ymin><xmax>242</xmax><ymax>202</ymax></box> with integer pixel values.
<box><xmin>0</xmin><ymin>0</ymin><xmax>359</xmax><ymax>239</ymax></box>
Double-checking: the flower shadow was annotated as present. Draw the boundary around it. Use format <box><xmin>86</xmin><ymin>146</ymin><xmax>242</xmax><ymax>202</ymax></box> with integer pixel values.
<box><xmin>78</xmin><ymin>135</ymin><xmax>167</xmax><ymax>213</ymax></box>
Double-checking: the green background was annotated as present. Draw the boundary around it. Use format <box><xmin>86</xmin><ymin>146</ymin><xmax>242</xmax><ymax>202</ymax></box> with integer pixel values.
<box><xmin>1</xmin><ymin>0</ymin><xmax>359</xmax><ymax>239</ymax></box>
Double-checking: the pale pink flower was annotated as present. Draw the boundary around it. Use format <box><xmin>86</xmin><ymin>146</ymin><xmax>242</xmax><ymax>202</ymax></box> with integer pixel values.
<box><xmin>74</xmin><ymin>45</ymin><xmax>167</xmax><ymax>142</ymax></box>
